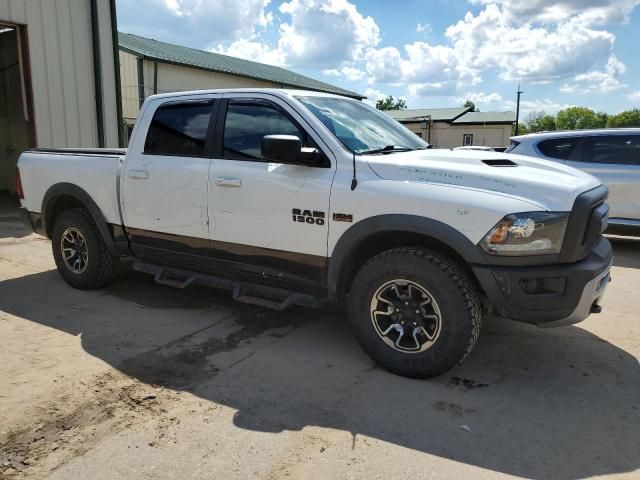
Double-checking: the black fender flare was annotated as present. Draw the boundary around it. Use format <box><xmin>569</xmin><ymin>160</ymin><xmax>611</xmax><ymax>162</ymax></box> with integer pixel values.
<box><xmin>327</xmin><ymin>214</ymin><xmax>487</xmax><ymax>301</ymax></box>
<box><xmin>41</xmin><ymin>183</ymin><xmax>119</xmax><ymax>256</ymax></box>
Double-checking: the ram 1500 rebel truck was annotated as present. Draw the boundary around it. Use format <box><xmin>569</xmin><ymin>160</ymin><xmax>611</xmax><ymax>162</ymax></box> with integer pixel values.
<box><xmin>17</xmin><ymin>89</ymin><xmax>612</xmax><ymax>378</ymax></box>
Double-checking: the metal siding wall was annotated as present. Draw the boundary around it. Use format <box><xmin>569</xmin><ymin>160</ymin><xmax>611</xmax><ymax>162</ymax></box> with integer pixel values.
<box><xmin>154</xmin><ymin>62</ymin><xmax>279</xmax><ymax>94</ymax></box>
<box><xmin>97</xmin><ymin>0</ymin><xmax>118</xmax><ymax>146</ymax></box>
<box><xmin>431</xmin><ymin>123</ymin><xmax>512</xmax><ymax>148</ymax></box>
<box><xmin>0</xmin><ymin>0</ymin><xmax>119</xmax><ymax>148</ymax></box>
<box><xmin>67</xmin><ymin>0</ymin><xmax>96</xmax><ymax>147</ymax></box>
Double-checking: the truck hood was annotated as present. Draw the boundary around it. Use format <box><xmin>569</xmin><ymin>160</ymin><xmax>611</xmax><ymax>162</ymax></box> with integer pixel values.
<box><xmin>365</xmin><ymin>149</ymin><xmax>602</xmax><ymax>211</ymax></box>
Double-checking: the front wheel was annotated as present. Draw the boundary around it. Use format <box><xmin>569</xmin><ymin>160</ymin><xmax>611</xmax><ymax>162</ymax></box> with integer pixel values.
<box><xmin>348</xmin><ymin>247</ymin><xmax>482</xmax><ymax>378</ymax></box>
<box><xmin>51</xmin><ymin>209</ymin><xmax>118</xmax><ymax>289</ymax></box>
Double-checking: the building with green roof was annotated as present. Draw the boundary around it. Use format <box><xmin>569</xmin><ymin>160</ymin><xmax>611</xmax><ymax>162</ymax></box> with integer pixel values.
<box><xmin>386</xmin><ymin>107</ymin><xmax>515</xmax><ymax>148</ymax></box>
<box><xmin>118</xmin><ymin>32</ymin><xmax>364</xmax><ymax>130</ymax></box>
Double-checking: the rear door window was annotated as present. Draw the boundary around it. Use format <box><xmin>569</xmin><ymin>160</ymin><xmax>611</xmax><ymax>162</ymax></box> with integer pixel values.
<box><xmin>144</xmin><ymin>100</ymin><xmax>213</xmax><ymax>157</ymax></box>
<box><xmin>581</xmin><ymin>135</ymin><xmax>640</xmax><ymax>165</ymax></box>
<box><xmin>537</xmin><ymin>137</ymin><xmax>580</xmax><ymax>160</ymax></box>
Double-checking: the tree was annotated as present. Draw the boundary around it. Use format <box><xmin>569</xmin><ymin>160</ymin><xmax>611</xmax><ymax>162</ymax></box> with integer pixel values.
<box><xmin>525</xmin><ymin>111</ymin><xmax>556</xmax><ymax>133</ymax></box>
<box><xmin>595</xmin><ymin>111</ymin><xmax>608</xmax><ymax>128</ymax></box>
<box><xmin>514</xmin><ymin>123</ymin><xmax>528</xmax><ymax>135</ymax></box>
<box><xmin>607</xmin><ymin>108</ymin><xmax>640</xmax><ymax>127</ymax></box>
<box><xmin>556</xmin><ymin>107</ymin><xmax>601</xmax><ymax>130</ymax></box>
<box><xmin>376</xmin><ymin>96</ymin><xmax>407</xmax><ymax>111</ymax></box>
<box><xmin>463</xmin><ymin>100</ymin><xmax>478</xmax><ymax>112</ymax></box>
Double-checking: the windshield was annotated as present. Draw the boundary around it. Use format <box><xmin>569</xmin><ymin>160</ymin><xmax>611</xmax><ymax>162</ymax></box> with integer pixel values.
<box><xmin>296</xmin><ymin>96</ymin><xmax>429</xmax><ymax>153</ymax></box>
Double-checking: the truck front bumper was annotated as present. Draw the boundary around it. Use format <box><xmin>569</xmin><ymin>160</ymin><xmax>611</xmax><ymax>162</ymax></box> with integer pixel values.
<box><xmin>473</xmin><ymin>236</ymin><xmax>612</xmax><ymax>327</ymax></box>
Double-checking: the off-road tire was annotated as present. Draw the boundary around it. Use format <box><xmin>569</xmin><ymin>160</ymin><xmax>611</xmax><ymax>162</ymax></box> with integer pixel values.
<box><xmin>348</xmin><ymin>247</ymin><xmax>482</xmax><ymax>378</ymax></box>
<box><xmin>51</xmin><ymin>209</ymin><xmax>118</xmax><ymax>289</ymax></box>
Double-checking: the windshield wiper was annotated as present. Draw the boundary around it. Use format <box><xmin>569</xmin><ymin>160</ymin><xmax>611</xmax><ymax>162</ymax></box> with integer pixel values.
<box><xmin>357</xmin><ymin>145</ymin><xmax>414</xmax><ymax>155</ymax></box>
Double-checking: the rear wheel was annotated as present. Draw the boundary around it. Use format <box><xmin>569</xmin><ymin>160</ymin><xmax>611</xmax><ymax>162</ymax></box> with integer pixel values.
<box><xmin>348</xmin><ymin>247</ymin><xmax>482</xmax><ymax>378</ymax></box>
<box><xmin>51</xmin><ymin>209</ymin><xmax>118</xmax><ymax>289</ymax></box>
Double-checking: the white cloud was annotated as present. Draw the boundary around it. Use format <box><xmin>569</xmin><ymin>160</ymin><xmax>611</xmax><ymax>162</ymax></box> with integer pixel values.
<box><xmin>215</xmin><ymin>0</ymin><xmax>380</xmax><ymax>70</ymax></box>
<box><xmin>213</xmin><ymin>39</ymin><xmax>286</xmax><ymax>66</ymax></box>
<box><xmin>445</xmin><ymin>5</ymin><xmax>615</xmax><ymax>84</ymax></box>
<box><xmin>628</xmin><ymin>91</ymin><xmax>640</xmax><ymax>103</ymax></box>
<box><xmin>469</xmin><ymin>0</ymin><xmax>640</xmax><ymax>25</ymax></box>
<box><xmin>363</xmin><ymin>87</ymin><xmax>388</xmax><ymax>106</ymax></box>
<box><xmin>403</xmin><ymin>42</ymin><xmax>459</xmax><ymax>83</ymax></box>
<box><xmin>408</xmin><ymin>82</ymin><xmax>457</xmax><ymax>97</ymax></box>
<box><xmin>117</xmin><ymin>0</ymin><xmax>273</xmax><ymax>48</ymax></box>
<box><xmin>455</xmin><ymin>92</ymin><xmax>503</xmax><ymax>104</ymax></box>
<box><xmin>277</xmin><ymin>0</ymin><xmax>380</xmax><ymax>67</ymax></box>
<box><xmin>364</xmin><ymin>47</ymin><xmax>403</xmax><ymax>83</ymax></box>
<box><xmin>360</xmin><ymin>1</ymin><xmax>631</xmax><ymax>99</ymax></box>
<box><xmin>364</xmin><ymin>42</ymin><xmax>459</xmax><ymax>91</ymax></box>
<box><xmin>502</xmin><ymin>98</ymin><xmax>573</xmax><ymax>117</ymax></box>
<box><xmin>123</xmin><ymin>0</ymin><xmax>637</xmax><ymax>110</ymax></box>
<box><xmin>323</xmin><ymin>66</ymin><xmax>366</xmax><ymax>81</ymax></box>
<box><xmin>416</xmin><ymin>23</ymin><xmax>431</xmax><ymax>34</ymax></box>
<box><xmin>559</xmin><ymin>55</ymin><xmax>626</xmax><ymax>94</ymax></box>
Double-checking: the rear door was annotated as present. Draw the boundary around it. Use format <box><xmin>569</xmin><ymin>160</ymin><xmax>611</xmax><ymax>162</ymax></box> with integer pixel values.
<box><xmin>568</xmin><ymin>135</ymin><xmax>640</xmax><ymax>220</ymax></box>
<box><xmin>207</xmin><ymin>93</ymin><xmax>335</xmax><ymax>288</ymax></box>
<box><xmin>121</xmin><ymin>94</ymin><xmax>218</xmax><ymax>261</ymax></box>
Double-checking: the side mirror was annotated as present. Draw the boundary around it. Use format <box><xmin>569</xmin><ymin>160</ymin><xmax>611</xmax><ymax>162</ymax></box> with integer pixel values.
<box><xmin>261</xmin><ymin>135</ymin><xmax>318</xmax><ymax>165</ymax></box>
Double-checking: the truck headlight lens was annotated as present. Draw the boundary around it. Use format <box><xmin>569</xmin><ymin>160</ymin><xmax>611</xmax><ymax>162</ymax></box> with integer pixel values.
<box><xmin>480</xmin><ymin>212</ymin><xmax>569</xmax><ymax>256</ymax></box>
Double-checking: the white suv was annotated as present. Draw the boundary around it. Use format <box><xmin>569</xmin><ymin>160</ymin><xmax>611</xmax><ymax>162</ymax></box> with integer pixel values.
<box><xmin>508</xmin><ymin>129</ymin><xmax>640</xmax><ymax>235</ymax></box>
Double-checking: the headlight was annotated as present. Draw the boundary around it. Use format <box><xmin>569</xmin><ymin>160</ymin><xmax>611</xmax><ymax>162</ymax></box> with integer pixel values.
<box><xmin>480</xmin><ymin>212</ymin><xmax>569</xmax><ymax>256</ymax></box>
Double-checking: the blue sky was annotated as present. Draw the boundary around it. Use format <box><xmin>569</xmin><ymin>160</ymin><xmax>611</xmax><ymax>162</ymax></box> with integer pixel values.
<box><xmin>116</xmin><ymin>0</ymin><xmax>640</xmax><ymax>118</ymax></box>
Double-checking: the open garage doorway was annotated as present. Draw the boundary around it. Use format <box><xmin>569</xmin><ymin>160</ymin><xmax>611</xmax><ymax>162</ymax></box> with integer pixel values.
<box><xmin>0</xmin><ymin>23</ymin><xmax>35</xmax><ymax>194</ymax></box>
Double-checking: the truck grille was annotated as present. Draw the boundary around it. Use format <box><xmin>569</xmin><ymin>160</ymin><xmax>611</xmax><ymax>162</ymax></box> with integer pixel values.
<box><xmin>580</xmin><ymin>202</ymin><xmax>609</xmax><ymax>258</ymax></box>
<box><xmin>559</xmin><ymin>185</ymin><xmax>609</xmax><ymax>263</ymax></box>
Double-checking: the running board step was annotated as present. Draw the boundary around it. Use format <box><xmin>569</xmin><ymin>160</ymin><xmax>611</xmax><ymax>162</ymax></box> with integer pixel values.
<box><xmin>152</xmin><ymin>267</ymin><xmax>197</xmax><ymax>289</ymax></box>
<box><xmin>232</xmin><ymin>285</ymin><xmax>295</xmax><ymax>310</ymax></box>
<box><xmin>131</xmin><ymin>261</ymin><xmax>323</xmax><ymax>310</ymax></box>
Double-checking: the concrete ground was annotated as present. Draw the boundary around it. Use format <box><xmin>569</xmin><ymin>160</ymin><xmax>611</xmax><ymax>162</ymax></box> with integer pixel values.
<box><xmin>0</xmin><ymin>193</ymin><xmax>638</xmax><ymax>480</ymax></box>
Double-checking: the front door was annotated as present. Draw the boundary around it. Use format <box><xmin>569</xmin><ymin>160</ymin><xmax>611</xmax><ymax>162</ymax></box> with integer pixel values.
<box><xmin>0</xmin><ymin>25</ymin><xmax>31</xmax><ymax>193</ymax></box>
<box><xmin>208</xmin><ymin>94</ymin><xmax>335</xmax><ymax>288</ymax></box>
<box><xmin>121</xmin><ymin>95</ymin><xmax>217</xmax><ymax>263</ymax></box>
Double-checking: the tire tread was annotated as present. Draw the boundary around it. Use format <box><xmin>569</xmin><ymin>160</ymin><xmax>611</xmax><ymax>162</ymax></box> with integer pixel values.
<box><xmin>349</xmin><ymin>246</ymin><xmax>482</xmax><ymax>378</ymax></box>
<box><xmin>52</xmin><ymin>208</ymin><xmax>118</xmax><ymax>289</ymax></box>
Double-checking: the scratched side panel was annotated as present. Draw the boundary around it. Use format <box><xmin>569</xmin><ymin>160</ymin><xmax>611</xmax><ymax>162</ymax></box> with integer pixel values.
<box><xmin>122</xmin><ymin>155</ymin><xmax>211</xmax><ymax>239</ymax></box>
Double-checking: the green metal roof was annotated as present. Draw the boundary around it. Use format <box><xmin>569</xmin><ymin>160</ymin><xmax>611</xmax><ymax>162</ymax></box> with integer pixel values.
<box><xmin>452</xmin><ymin>111</ymin><xmax>515</xmax><ymax>124</ymax></box>
<box><xmin>386</xmin><ymin>107</ymin><xmax>470</xmax><ymax>122</ymax></box>
<box><xmin>118</xmin><ymin>32</ymin><xmax>365</xmax><ymax>100</ymax></box>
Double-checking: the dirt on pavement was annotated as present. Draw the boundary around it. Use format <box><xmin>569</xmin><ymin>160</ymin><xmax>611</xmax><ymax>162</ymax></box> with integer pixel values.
<box><xmin>0</xmin><ymin>193</ymin><xmax>639</xmax><ymax>480</ymax></box>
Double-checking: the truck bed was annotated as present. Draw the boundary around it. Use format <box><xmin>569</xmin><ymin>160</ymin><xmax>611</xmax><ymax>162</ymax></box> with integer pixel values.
<box><xmin>18</xmin><ymin>148</ymin><xmax>124</xmax><ymax>226</ymax></box>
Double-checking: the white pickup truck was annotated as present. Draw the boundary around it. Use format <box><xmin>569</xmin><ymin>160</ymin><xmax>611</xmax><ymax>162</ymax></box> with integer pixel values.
<box><xmin>17</xmin><ymin>88</ymin><xmax>612</xmax><ymax>378</ymax></box>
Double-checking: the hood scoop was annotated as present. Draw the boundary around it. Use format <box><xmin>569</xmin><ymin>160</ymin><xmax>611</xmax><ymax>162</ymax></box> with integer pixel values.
<box><xmin>482</xmin><ymin>159</ymin><xmax>518</xmax><ymax>167</ymax></box>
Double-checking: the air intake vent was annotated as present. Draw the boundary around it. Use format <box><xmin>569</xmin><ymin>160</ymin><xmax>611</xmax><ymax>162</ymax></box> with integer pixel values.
<box><xmin>482</xmin><ymin>159</ymin><xmax>517</xmax><ymax>167</ymax></box>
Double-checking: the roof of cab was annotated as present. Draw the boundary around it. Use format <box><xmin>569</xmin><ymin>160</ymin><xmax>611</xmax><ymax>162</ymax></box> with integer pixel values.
<box><xmin>144</xmin><ymin>88</ymin><xmax>360</xmax><ymax>102</ymax></box>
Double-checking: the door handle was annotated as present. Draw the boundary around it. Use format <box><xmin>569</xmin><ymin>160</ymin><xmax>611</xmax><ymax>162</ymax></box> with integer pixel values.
<box><xmin>214</xmin><ymin>177</ymin><xmax>241</xmax><ymax>187</ymax></box>
<box><xmin>127</xmin><ymin>169</ymin><xmax>149</xmax><ymax>180</ymax></box>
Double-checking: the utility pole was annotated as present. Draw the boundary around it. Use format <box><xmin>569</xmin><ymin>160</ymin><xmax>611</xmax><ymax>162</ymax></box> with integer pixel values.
<box><xmin>514</xmin><ymin>84</ymin><xmax>523</xmax><ymax>135</ymax></box>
